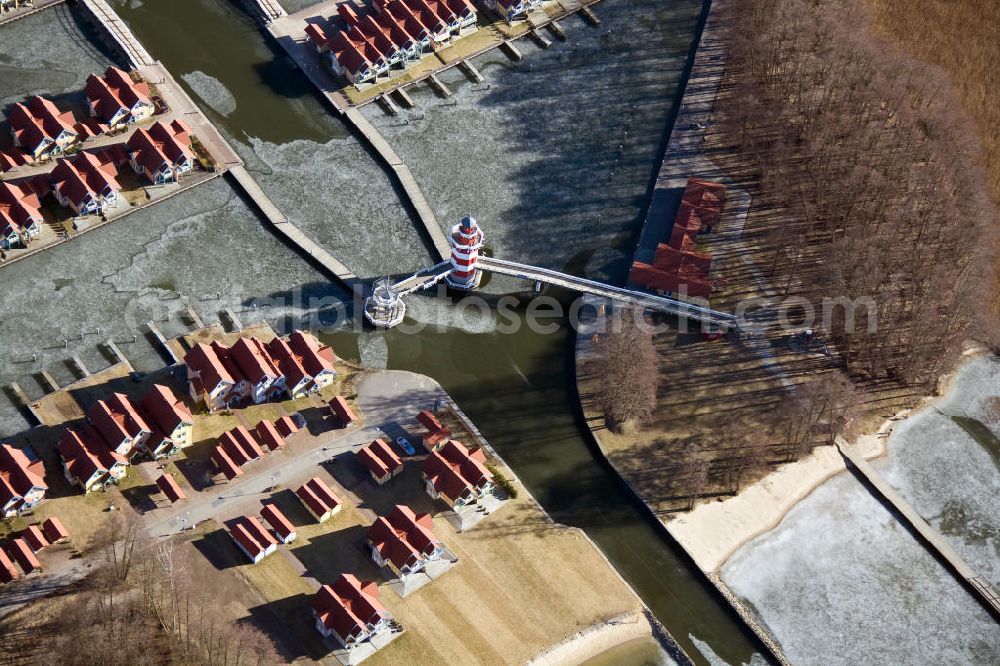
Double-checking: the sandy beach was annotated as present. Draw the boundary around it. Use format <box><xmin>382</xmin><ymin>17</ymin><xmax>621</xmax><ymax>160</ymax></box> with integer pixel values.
<box><xmin>526</xmin><ymin>611</ymin><xmax>661</xmax><ymax>666</ymax></box>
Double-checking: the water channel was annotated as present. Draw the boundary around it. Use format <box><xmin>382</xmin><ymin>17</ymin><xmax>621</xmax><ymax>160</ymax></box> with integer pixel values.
<box><xmin>2</xmin><ymin>0</ymin><xmax>765</xmax><ymax>662</ymax></box>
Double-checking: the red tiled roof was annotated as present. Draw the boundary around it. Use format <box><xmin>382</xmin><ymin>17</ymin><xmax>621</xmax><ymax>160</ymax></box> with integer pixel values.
<box><xmin>628</xmin><ymin>261</ymin><xmax>713</xmax><ymax>299</ymax></box>
<box><xmin>141</xmin><ymin>384</ymin><xmax>192</xmax><ymax>436</ymax></box>
<box><xmin>0</xmin><ymin>149</ymin><xmax>33</xmax><ymax>173</ymax></box>
<box><xmin>185</xmin><ymin>342</ymin><xmax>236</xmax><ymax>394</ymax></box>
<box><xmin>265</xmin><ymin>337</ymin><xmax>310</xmax><ymax>392</ymax></box>
<box><xmin>8</xmin><ymin>96</ymin><xmax>76</xmax><ymax>151</ymax></box>
<box><xmin>50</xmin><ymin>153</ymin><xmax>117</xmax><ymax>210</ymax></box>
<box><xmin>416</xmin><ymin>410</ymin><xmax>443</xmax><ymax>433</ymax></box>
<box><xmin>41</xmin><ymin>517</ymin><xmax>69</xmax><ymax>544</ymax></box>
<box><xmin>356</xmin><ymin>439</ymin><xmax>403</xmax><ymax>480</ymax></box>
<box><xmin>682</xmin><ymin>177</ymin><xmax>725</xmax><ymax>210</ymax></box>
<box><xmin>652</xmin><ymin>243</ymin><xmax>713</xmax><ymax>275</ymax></box>
<box><xmin>230</xmin><ymin>337</ymin><xmax>280</xmax><ymax>385</ymax></box>
<box><xmin>422</xmin><ymin>440</ymin><xmax>492</xmax><ymax>502</ymax></box>
<box><xmin>85</xmin><ymin>67</ymin><xmax>152</xmax><ymax>123</ymax></box>
<box><xmin>0</xmin><ymin>444</ymin><xmax>47</xmax><ymax>509</ymax></box>
<box><xmin>228</xmin><ymin>515</ymin><xmax>276</xmax><ymax>560</ymax></box>
<box><xmin>22</xmin><ymin>525</ymin><xmax>48</xmax><ymax>552</ymax></box>
<box><xmin>260</xmin><ymin>504</ymin><xmax>295</xmax><ymax>541</ymax></box>
<box><xmin>219</xmin><ymin>425</ymin><xmax>264</xmax><ymax>465</ymax></box>
<box><xmin>7</xmin><ymin>538</ymin><xmax>41</xmax><ymax>573</ymax></box>
<box><xmin>156</xmin><ymin>473</ymin><xmax>186</xmax><ymax>503</ymax></box>
<box><xmin>296</xmin><ymin>477</ymin><xmax>341</xmax><ymax>519</ymax></box>
<box><xmin>148</xmin><ymin>119</ymin><xmax>193</xmax><ymax>163</ymax></box>
<box><xmin>0</xmin><ymin>548</ymin><xmax>19</xmax><ymax>583</ymax></box>
<box><xmin>211</xmin><ymin>446</ymin><xmax>243</xmax><ymax>480</ymax></box>
<box><xmin>288</xmin><ymin>330</ymin><xmax>336</xmax><ymax>378</ymax></box>
<box><xmin>328</xmin><ymin>396</ymin><xmax>357</xmax><ymax>424</ymax></box>
<box><xmin>88</xmin><ymin>392</ymin><xmax>150</xmax><ymax>451</ymax></box>
<box><xmin>254</xmin><ymin>420</ymin><xmax>286</xmax><ymax>452</ymax></box>
<box><xmin>367</xmin><ymin>505</ymin><xmax>438</xmax><ymax>570</ymax></box>
<box><xmin>57</xmin><ymin>427</ymin><xmax>126</xmax><ymax>485</ymax></box>
<box><xmin>275</xmin><ymin>415</ymin><xmax>300</xmax><ymax>437</ymax></box>
<box><xmin>0</xmin><ymin>181</ymin><xmax>44</xmax><ymax>229</ymax></box>
<box><xmin>312</xmin><ymin>574</ymin><xmax>386</xmax><ymax>642</ymax></box>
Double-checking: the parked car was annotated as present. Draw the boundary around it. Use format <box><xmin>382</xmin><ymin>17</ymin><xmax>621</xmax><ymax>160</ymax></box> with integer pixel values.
<box><xmin>396</xmin><ymin>437</ymin><xmax>415</xmax><ymax>456</ymax></box>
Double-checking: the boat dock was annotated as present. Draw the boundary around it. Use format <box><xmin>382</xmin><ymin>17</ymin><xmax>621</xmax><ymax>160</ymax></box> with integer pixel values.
<box><xmin>79</xmin><ymin>0</ymin><xmax>155</xmax><ymax>68</ymax></box>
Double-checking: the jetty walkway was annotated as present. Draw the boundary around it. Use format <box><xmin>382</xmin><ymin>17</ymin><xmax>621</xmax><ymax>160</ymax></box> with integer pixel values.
<box><xmin>228</xmin><ymin>166</ymin><xmax>359</xmax><ymax>288</ymax></box>
<box><xmin>79</xmin><ymin>0</ymin><xmax>154</xmax><ymax>68</ymax></box>
<box><xmin>838</xmin><ymin>442</ymin><xmax>1000</xmax><ymax>622</ymax></box>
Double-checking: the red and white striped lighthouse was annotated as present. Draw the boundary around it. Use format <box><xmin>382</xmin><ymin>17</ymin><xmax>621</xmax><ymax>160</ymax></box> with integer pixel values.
<box><xmin>445</xmin><ymin>214</ymin><xmax>484</xmax><ymax>290</ymax></box>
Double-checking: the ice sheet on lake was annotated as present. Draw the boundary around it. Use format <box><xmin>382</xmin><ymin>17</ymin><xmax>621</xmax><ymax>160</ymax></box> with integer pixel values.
<box><xmin>876</xmin><ymin>355</ymin><xmax>1000</xmax><ymax>586</ymax></box>
<box><xmin>688</xmin><ymin>637</ymin><xmax>767</xmax><ymax>666</ymax></box>
<box><xmin>0</xmin><ymin>4</ymin><xmax>117</xmax><ymax>111</ymax></box>
<box><xmin>722</xmin><ymin>473</ymin><xmax>1000</xmax><ymax>665</ymax></box>
<box><xmin>0</xmin><ymin>179</ymin><xmax>348</xmax><ymax>438</ymax></box>
<box><xmin>365</xmin><ymin>0</ymin><xmax>704</xmax><ymax>283</ymax></box>
<box><xmin>181</xmin><ymin>70</ymin><xmax>237</xmax><ymax>116</ymax></box>
<box><xmin>222</xmin><ymin>132</ymin><xmax>434</xmax><ymax>279</ymax></box>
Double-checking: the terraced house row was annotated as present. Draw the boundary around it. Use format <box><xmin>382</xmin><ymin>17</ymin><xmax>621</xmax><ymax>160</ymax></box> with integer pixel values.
<box><xmin>184</xmin><ymin>330</ymin><xmax>337</xmax><ymax>411</ymax></box>
<box><xmin>306</xmin><ymin>0</ymin><xmax>478</xmax><ymax>87</ymax></box>
<box><xmin>57</xmin><ymin>384</ymin><xmax>194</xmax><ymax>493</ymax></box>
<box><xmin>3</xmin><ymin>67</ymin><xmax>155</xmax><ymax>166</ymax></box>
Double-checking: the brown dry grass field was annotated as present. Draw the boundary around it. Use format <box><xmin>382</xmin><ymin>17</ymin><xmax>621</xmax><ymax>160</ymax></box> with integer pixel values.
<box><xmin>210</xmin><ymin>456</ymin><xmax>641</xmax><ymax>665</ymax></box>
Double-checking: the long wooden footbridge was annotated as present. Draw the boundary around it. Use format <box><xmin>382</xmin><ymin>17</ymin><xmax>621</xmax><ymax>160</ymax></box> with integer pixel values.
<box><xmin>79</xmin><ymin>0</ymin><xmax>154</xmax><ymax>68</ymax></box>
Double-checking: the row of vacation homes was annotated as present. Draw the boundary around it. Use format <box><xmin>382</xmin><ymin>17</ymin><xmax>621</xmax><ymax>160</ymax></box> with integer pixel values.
<box><xmin>51</xmin><ymin>330</ymin><xmax>338</xmax><ymax>494</ymax></box>
<box><xmin>0</xmin><ymin>0</ymin><xmax>33</xmax><ymax>13</ymax></box>
<box><xmin>629</xmin><ymin>177</ymin><xmax>727</xmax><ymax>300</ymax></box>
<box><xmin>183</xmin><ymin>330</ymin><xmax>337</xmax><ymax>412</ymax></box>
<box><xmin>0</xmin><ymin>120</ymin><xmax>194</xmax><ymax>250</ymax></box>
<box><xmin>0</xmin><ymin>517</ymin><xmax>70</xmax><ymax>584</ymax></box>
<box><xmin>305</xmin><ymin>0</ymin><xmax>553</xmax><ymax>88</ymax></box>
<box><xmin>2</xmin><ymin>67</ymin><xmax>158</xmax><ymax>169</ymax></box>
<box><xmin>226</xmin><ymin>420</ymin><xmax>494</xmax><ymax>651</ymax></box>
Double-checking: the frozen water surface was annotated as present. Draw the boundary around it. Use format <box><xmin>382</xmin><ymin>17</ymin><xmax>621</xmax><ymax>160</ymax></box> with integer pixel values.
<box><xmin>876</xmin><ymin>356</ymin><xmax>1000</xmax><ymax>586</ymax></box>
<box><xmin>0</xmin><ymin>179</ymin><xmax>348</xmax><ymax>438</ymax></box>
<box><xmin>0</xmin><ymin>4</ymin><xmax>119</xmax><ymax>115</ymax></box>
<box><xmin>364</xmin><ymin>0</ymin><xmax>703</xmax><ymax>283</ymax></box>
<box><xmin>222</xmin><ymin>130</ymin><xmax>434</xmax><ymax>279</ymax></box>
<box><xmin>181</xmin><ymin>70</ymin><xmax>238</xmax><ymax>116</ymax></box>
<box><xmin>722</xmin><ymin>472</ymin><xmax>1000</xmax><ymax>665</ymax></box>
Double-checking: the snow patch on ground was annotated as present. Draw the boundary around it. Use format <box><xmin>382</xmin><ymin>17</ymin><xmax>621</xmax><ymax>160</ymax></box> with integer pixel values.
<box><xmin>722</xmin><ymin>472</ymin><xmax>1000</xmax><ymax>665</ymax></box>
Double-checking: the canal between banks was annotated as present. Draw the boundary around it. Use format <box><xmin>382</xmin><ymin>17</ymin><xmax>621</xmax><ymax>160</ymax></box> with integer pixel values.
<box><xmin>12</xmin><ymin>0</ymin><xmax>761</xmax><ymax>662</ymax></box>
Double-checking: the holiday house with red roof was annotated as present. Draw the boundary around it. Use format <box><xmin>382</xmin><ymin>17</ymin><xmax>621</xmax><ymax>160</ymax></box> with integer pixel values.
<box><xmin>7</xmin><ymin>96</ymin><xmax>78</xmax><ymax>159</ymax></box>
<box><xmin>357</xmin><ymin>439</ymin><xmax>404</xmax><ymax>485</ymax></box>
<box><xmin>140</xmin><ymin>384</ymin><xmax>194</xmax><ymax>458</ymax></box>
<box><xmin>296</xmin><ymin>476</ymin><xmax>342</xmax><ymax>523</ymax></box>
<box><xmin>0</xmin><ymin>444</ymin><xmax>47</xmax><ymax>518</ymax></box>
<box><xmin>260</xmin><ymin>504</ymin><xmax>297</xmax><ymax>544</ymax></box>
<box><xmin>367</xmin><ymin>505</ymin><xmax>446</xmax><ymax>580</ymax></box>
<box><xmin>0</xmin><ymin>180</ymin><xmax>44</xmax><ymax>250</ymax></box>
<box><xmin>482</xmin><ymin>0</ymin><xmax>544</xmax><ymax>24</ymax></box>
<box><xmin>85</xmin><ymin>67</ymin><xmax>155</xmax><ymax>129</ymax></box>
<box><xmin>126</xmin><ymin>119</ymin><xmax>194</xmax><ymax>184</ymax></box>
<box><xmin>57</xmin><ymin>427</ymin><xmax>128</xmax><ymax>493</ymax></box>
<box><xmin>50</xmin><ymin>151</ymin><xmax>123</xmax><ymax>216</ymax></box>
<box><xmin>227</xmin><ymin>516</ymin><xmax>277</xmax><ymax>564</ymax></box>
<box><xmin>422</xmin><ymin>440</ymin><xmax>494</xmax><ymax>509</ymax></box>
<box><xmin>87</xmin><ymin>392</ymin><xmax>152</xmax><ymax>460</ymax></box>
<box><xmin>311</xmin><ymin>574</ymin><xmax>394</xmax><ymax>647</ymax></box>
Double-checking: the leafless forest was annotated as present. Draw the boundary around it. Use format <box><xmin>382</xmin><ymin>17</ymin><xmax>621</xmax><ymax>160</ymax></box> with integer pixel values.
<box><xmin>0</xmin><ymin>515</ymin><xmax>278</xmax><ymax>666</ymax></box>
<box><xmin>722</xmin><ymin>0</ymin><xmax>1000</xmax><ymax>387</ymax></box>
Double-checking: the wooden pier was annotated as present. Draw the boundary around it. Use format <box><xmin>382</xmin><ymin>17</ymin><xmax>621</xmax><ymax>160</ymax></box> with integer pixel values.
<box><xmin>7</xmin><ymin>383</ymin><xmax>43</xmax><ymax>427</ymax></box>
<box><xmin>147</xmin><ymin>321</ymin><xmax>181</xmax><ymax>365</ymax></box>
<box><xmin>500</xmin><ymin>41</ymin><xmax>523</xmax><ymax>61</ymax></box>
<box><xmin>70</xmin><ymin>354</ymin><xmax>90</xmax><ymax>378</ymax></box>
<box><xmin>226</xmin><ymin>166</ymin><xmax>360</xmax><ymax>288</ymax></box>
<box><xmin>38</xmin><ymin>370</ymin><xmax>60</xmax><ymax>393</ymax></box>
<box><xmin>458</xmin><ymin>60</ymin><xmax>484</xmax><ymax>84</ymax></box>
<box><xmin>104</xmin><ymin>339</ymin><xmax>134</xmax><ymax>372</ymax></box>
<box><xmin>222</xmin><ymin>308</ymin><xmax>244</xmax><ymax>331</ymax></box>
<box><xmin>78</xmin><ymin>0</ymin><xmax>154</xmax><ymax>68</ymax></box>
<box><xmin>427</xmin><ymin>73</ymin><xmax>453</xmax><ymax>97</ymax></box>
